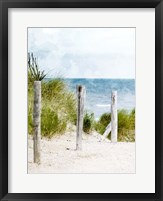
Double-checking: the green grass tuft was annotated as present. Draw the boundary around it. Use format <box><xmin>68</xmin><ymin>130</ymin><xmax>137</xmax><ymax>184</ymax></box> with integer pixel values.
<box><xmin>118</xmin><ymin>109</ymin><xmax>135</xmax><ymax>142</ymax></box>
<box><xmin>95</xmin><ymin>113</ymin><xmax>111</xmax><ymax>137</ymax></box>
<box><xmin>83</xmin><ymin>112</ymin><xmax>95</xmax><ymax>134</ymax></box>
<box><xmin>28</xmin><ymin>78</ymin><xmax>77</xmax><ymax>138</ymax></box>
<box><xmin>95</xmin><ymin>109</ymin><xmax>135</xmax><ymax>142</ymax></box>
<box><xmin>41</xmin><ymin>106</ymin><xmax>67</xmax><ymax>138</ymax></box>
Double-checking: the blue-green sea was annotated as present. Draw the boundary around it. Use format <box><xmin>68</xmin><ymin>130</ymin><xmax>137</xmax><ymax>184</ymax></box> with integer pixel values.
<box><xmin>64</xmin><ymin>78</ymin><xmax>135</xmax><ymax>119</ymax></box>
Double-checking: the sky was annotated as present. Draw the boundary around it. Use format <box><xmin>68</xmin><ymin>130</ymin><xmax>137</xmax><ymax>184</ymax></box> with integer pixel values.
<box><xmin>28</xmin><ymin>28</ymin><xmax>135</xmax><ymax>79</ymax></box>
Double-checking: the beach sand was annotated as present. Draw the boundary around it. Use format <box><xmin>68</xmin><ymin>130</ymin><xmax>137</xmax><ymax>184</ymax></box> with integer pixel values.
<box><xmin>28</xmin><ymin>129</ymin><xmax>135</xmax><ymax>174</ymax></box>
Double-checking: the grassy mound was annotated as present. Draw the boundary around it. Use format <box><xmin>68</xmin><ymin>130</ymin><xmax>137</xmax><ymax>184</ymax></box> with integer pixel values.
<box><xmin>28</xmin><ymin>78</ymin><xmax>76</xmax><ymax>137</ymax></box>
<box><xmin>28</xmin><ymin>78</ymin><xmax>77</xmax><ymax>138</ymax></box>
<box><xmin>28</xmin><ymin>52</ymin><xmax>77</xmax><ymax>137</ymax></box>
<box><xmin>118</xmin><ymin>109</ymin><xmax>135</xmax><ymax>142</ymax></box>
<box><xmin>28</xmin><ymin>53</ymin><xmax>135</xmax><ymax>142</ymax></box>
<box><xmin>95</xmin><ymin>109</ymin><xmax>135</xmax><ymax>142</ymax></box>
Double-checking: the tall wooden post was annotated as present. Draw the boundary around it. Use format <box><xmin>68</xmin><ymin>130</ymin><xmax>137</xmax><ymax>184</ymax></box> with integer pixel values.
<box><xmin>33</xmin><ymin>81</ymin><xmax>41</xmax><ymax>163</ymax></box>
<box><xmin>111</xmin><ymin>91</ymin><xmax>118</xmax><ymax>142</ymax></box>
<box><xmin>76</xmin><ymin>85</ymin><xmax>85</xmax><ymax>150</ymax></box>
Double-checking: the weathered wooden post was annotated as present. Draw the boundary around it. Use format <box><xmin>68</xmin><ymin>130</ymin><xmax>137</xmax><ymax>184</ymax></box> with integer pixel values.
<box><xmin>33</xmin><ymin>81</ymin><xmax>41</xmax><ymax>163</ymax></box>
<box><xmin>76</xmin><ymin>85</ymin><xmax>85</xmax><ymax>150</ymax></box>
<box><xmin>111</xmin><ymin>91</ymin><xmax>118</xmax><ymax>142</ymax></box>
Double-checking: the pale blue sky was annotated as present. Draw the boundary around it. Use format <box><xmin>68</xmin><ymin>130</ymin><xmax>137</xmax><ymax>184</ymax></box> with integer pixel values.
<box><xmin>28</xmin><ymin>28</ymin><xmax>135</xmax><ymax>79</ymax></box>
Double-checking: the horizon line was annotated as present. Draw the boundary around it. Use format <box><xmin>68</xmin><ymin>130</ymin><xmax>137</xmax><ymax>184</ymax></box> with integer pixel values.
<box><xmin>45</xmin><ymin>77</ymin><xmax>135</xmax><ymax>79</ymax></box>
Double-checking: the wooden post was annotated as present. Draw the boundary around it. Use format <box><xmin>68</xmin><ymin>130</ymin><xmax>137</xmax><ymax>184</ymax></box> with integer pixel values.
<box><xmin>76</xmin><ymin>85</ymin><xmax>85</xmax><ymax>150</ymax></box>
<box><xmin>33</xmin><ymin>81</ymin><xmax>41</xmax><ymax>163</ymax></box>
<box><xmin>111</xmin><ymin>91</ymin><xmax>118</xmax><ymax>142</ymax></box>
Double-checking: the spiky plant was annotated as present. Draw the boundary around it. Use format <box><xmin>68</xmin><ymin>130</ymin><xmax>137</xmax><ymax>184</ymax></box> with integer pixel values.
<box><xmin>28</xmin><ymin>52</ymin><xmax>46</xmax><ymax>82</ymax></box>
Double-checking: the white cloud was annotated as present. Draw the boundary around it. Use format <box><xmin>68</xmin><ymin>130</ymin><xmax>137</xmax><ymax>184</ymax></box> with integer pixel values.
<box><xmin>28</xmin><ymin>28</ymin><xmax>135</xmax><ymax>78</ymax></box>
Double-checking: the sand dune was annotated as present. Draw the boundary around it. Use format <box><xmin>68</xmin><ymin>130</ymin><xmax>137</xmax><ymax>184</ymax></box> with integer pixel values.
<box><xmin>28</xmin><ymin>130</ymin><xmax>135</xmax><ymax>174</ymax></box>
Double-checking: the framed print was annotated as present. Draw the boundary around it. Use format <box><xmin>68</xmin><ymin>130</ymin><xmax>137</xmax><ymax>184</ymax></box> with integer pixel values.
<box><xmin>0</xmin><ymin>0</ymin><xmax>163</xmax><ymax>201</ymax></box>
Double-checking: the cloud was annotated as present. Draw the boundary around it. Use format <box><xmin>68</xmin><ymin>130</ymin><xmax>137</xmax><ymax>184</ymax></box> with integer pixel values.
<box><xmin>28</xmin><ymin>28</ymin><xmax>135</xmax><ymax>78</ymax></box>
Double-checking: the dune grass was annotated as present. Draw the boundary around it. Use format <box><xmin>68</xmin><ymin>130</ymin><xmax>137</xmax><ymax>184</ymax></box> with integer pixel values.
<box><xmin>28</xmin><ymin>53</ymin><xmax>135</xmax><ymax>141</ymax></box>
<box><xmin>28</xmin><ymin>77</ymin><xmax>135</xmax><ymax>141</ymax></box>
<box><xmin>118</xmin><ymin>109</ymin><xmax>135</xmax><ymax>142</ymax></box>
<box><xmin>28</xmin><ymin>78</ymin><xmax>77</xmax><ymax>138</ymax></box>
<box><xmin>95</xmin><ymin>113</ymin><xmax>111</xmax><ymax>136</ymax></box>
<box><xmin>28</xmin><ymin>53</ymin><xmax>77</xmax><ymax>138</ymax></box>
<box><xmin>29</xmin><ymin>77</ymin><xmax>135</xmax><ymax>140</ymax></box>
<box><xmin>95</xmin><ymin>109</ymin><xmax>135</xmax><ymax>142</ymax></box>
<box><xmin>83</xmin><ymin>112</ymin><xmax>95</xmax><ymax>134</ymax></box>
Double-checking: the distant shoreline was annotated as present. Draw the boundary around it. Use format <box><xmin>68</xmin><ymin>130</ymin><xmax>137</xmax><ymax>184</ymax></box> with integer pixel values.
<box><xmin>44</xmin><ymin>78</ymin><xmax>135</xmax><ymax>119</ymax></box>
<box><xmin>45</xmin><ymin>77</ymin><xmax>135</xmax><ymax>80</ymax></box>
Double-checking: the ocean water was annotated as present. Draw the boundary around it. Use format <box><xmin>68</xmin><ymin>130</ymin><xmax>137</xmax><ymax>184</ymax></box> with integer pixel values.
<box><xmin>65</xmin><ymin>78</ymin><xmax>135</xmax><ymax>119</ymax></box>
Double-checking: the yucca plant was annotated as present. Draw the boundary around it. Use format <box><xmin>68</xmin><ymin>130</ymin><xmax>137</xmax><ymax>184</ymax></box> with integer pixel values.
<box><xmin>28</xmin><ymin>52</ymin><xmax>46</xmax><ymax>82</ymax></box>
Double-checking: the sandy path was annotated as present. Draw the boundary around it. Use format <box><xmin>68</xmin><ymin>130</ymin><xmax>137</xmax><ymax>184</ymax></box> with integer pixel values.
<box><xmin>28</xmin><ymin>131</ymin><xmax>135</xmax><ymax>174</ymax></box>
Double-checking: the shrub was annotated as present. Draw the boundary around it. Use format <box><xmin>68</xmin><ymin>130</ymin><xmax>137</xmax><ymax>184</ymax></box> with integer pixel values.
<box><xmin>83</xmin><ymin>112</ymin><xmax>95</xmax><ymax>134</ymax></box>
